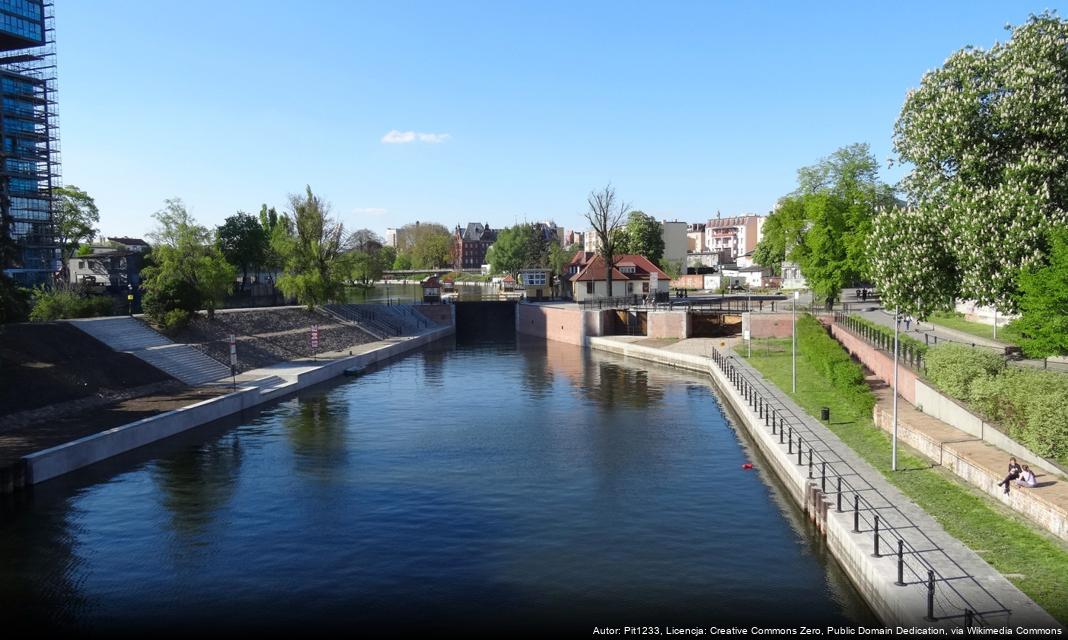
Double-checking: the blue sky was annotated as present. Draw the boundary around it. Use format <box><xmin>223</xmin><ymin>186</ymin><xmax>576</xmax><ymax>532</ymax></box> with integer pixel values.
<box><xmin>58</xmin><ymin>1</ymin><xmax>1066</xmax><ymax>240</ymax></box>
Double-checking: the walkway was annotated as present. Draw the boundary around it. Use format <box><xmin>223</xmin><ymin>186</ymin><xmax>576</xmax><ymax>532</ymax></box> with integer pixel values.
<box><xmin>68</xmin><ymin>317</ymin><xmax>232</xmax><ymax>386</ymax></box>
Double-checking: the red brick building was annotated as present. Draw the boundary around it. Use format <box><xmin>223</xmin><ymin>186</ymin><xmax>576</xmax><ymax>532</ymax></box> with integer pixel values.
<box><xmin>453</xmin><ymin>222</ymin><xmax>497</xmax><ymax>270</ymax></box>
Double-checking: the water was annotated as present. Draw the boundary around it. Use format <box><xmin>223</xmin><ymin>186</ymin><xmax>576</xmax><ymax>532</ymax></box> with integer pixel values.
<box><xmin>0</xmin><ymin>335</ymin><xmax>875</xmax><ymax>633</ymax></box>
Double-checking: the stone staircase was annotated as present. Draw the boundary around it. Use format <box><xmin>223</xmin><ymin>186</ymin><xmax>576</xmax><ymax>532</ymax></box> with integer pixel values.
<box><xmin>67</xmin><ymin>317</ymin><xmax>232</xmax><ymax>386</ymax></box>
<box><xmin>322</xmin><ymin>304</ymin><xmax>434</xmax><ymax>338</ymax></box>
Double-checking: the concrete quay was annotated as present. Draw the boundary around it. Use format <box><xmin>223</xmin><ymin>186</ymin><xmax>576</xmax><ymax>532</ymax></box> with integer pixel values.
<box><xmin>21</xmin><ymin>324</ymin><xmax>454</xmax><ymax>486</ymax></box>
<box><xmin>587</xmin><ymin>335</ymin><xmax>1059</xmax><ymax>630</ymax></box>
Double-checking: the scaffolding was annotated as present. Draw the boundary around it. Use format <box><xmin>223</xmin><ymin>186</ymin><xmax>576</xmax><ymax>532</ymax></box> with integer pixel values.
<box><xmin>0</xmin><ymin>0</ymin><xmax>59</xmax><ymax>285</ymax></box>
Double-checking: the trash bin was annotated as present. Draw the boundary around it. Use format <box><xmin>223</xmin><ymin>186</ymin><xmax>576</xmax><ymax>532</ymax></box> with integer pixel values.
<box><xmin>820</xmin><ymin>407</ymin><xmax>831</xmax><ymax>422</ymax></box>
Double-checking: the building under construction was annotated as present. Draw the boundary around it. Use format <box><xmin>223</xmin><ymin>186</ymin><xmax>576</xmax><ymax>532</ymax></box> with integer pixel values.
<box><xmin>0</xmin><ymin>0</ymin><xmax>58</xmax><ymax>286</ymax></box>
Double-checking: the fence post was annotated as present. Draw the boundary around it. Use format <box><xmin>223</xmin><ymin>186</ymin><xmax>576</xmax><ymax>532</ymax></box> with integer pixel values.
<box><xmin>873</xmin><ymin>516</ymin><xmax>880</xmax><ymax>557</ymax></box>
<box><xmin>788</xmin><ymin>428</ymin><xmax>793</xmax><ymax>453</ymax></box>
<box><xmin>797</xmin><ymin>437</ymin><xmax>802</xmax><ymax>466</ymax></box>
<box><xmin>895</xmin><ymin>540</ymin><xmax>905</xmax><ymax>586</ymax></box>
<box><xmin>807</xmin><ymin>448</ymin><xmax>813</xmax><ymax>479</ymax></box>
<box><xmin>853</xmin><ymin>495</ymin><xmax>859</xmax><ymax>532</ymax></box>
<box><xmin>779</xmin><ymin>418</ymin><xmax>785</xmax><ymax>443</ymax></box>
<box><xmin>925</xmin><ymin>570</ymin><xmax>936</xmax><ymax>621</ymax></box>
<box><xmin>836</xmin><ymin>477</ymin><xmax>842</xmax><ymax>512</ymax></box>
<box><xmin>821</xmin><ymin>461</ymin><xmax>826</xmax><ymax>492</ymax></box>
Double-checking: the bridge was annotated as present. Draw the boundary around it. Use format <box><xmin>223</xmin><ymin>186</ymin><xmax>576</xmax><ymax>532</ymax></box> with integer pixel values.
<box><xmin>580</xmin><ymin>294</ymin><xmax>788</xmax><ymax>313</ymax></box>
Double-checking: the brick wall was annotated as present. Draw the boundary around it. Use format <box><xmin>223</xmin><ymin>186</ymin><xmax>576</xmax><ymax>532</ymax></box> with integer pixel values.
<box><xmin>647</xmin><ymin>311</ymin><xmax>690</xmax><ymax>339</ymax></box>
<box><xmin>830</xmin><ymin>323</ymin><xmax>917</xmax><ymax>404</ymax></box>
<box><xmin>413</xmin><ymin>304</ymin><xmax>455</xmax><ymax>326</ymax></box>
<box><xmin>516</xmin><ymin>304</ymin><xmax>605</xmax><ymax>346</ymax></box>
<box><xmin>748</xmin><ymin>312</ymin><xmax>793</xmax><ymax>338</ymax></box>
<box><xmin>669</xmin><ymin>274</ymin><xmax>704</xmax><ymax>289</ymax></box>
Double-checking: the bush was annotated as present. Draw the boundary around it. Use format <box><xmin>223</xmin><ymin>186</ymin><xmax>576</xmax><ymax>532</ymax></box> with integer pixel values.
<box><xmin>796</xmin><ymin>314</ymin><xmax>873</xmax><ymax>412</ymax></box>
<box><xmin>158</xmin><ymin>309</ymin><xmax>192</xmax><ymax>333</ymax></box>
<box><xmin>924</xmin><ymin>344</ymin><xmax>1005</xmax><ymax>400</ymax></box>
<box><xmin>926</xmin><ymin>344</ymin><xmax>1068</xmax><ymax>459</ymax></box>
<box><xmin>28</xmin><ymin>287</ymin><xmax>113</xmax><ymax>321</ymax></box>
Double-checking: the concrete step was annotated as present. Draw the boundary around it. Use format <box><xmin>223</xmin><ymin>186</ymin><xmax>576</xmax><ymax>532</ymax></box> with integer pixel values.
<box><xmin>67</xmin><ymin>316</ymin><xmax>231</xmax><ymax>386</ymax></box>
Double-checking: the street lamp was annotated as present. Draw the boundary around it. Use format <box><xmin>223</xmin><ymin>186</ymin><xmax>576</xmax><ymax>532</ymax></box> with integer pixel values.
<box><xmin>792</xmin><ymin>290</ymin><xmax>799</xmax><ymax>393</ymax></box>
<box><xmin>747</xmin><ymin>284</ymin><xmax>752</xmax><ymax>358</ymax></box>
<box><xmin>892</xmin><ymin>306</ymin><xmax>900</xmax><ymax>471</ymax></box>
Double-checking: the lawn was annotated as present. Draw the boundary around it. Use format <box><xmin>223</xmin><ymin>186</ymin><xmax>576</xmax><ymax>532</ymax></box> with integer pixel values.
<box><xmin>928</xmin><ymin>311</ymin><xmax>1022</xmax><ymax>345</ymax></box>
<box><xmin>738</xmin><ymin>338</ymin><xmax>1068</xmax><ymax>623</ymax></box>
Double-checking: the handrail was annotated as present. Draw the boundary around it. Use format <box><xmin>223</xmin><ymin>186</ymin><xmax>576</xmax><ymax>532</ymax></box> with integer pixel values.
<box><xmin>706</xmin><ymin>347</ymin><xmax>1010</xmax><ymax>626</ymax></box>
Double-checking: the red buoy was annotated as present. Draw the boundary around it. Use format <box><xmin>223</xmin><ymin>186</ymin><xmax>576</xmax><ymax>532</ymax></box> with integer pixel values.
<box><xmin>742</xmin><ymin>463</ymin><xmax>753</xmax><ymax>470</ymax></box>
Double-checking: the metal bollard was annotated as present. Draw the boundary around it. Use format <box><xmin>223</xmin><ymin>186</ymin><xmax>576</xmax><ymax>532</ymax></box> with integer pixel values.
<box><xmin>797</xmin><ymin>438</ymin><xmax>802</xmax><ymax>466</ymax></box>
<box><xmin>779</xmin><ymin>418</ymin><xmax>785</xmax><ymax>443</ymax></box>
<box><xmin>821</xmin><ymin>461</ymin><xmax>826</xmax><ymax>492</ymax></box>
<box><xmin>788</xmin><ymin>428</ymin><xmax>793</xmax><ymax>453</ymax></box>
<box><xmin>873</xmin><ymin>516</ymin><xmax>880</xmax><ymax>557</ymax></box>
<box><xmin>807</xmin><ymin>449</ymin><xmax>813</xmax><ymax>479</ymax></box>
<box><xmin>895</xmin><ymin>540</ymin><xmax>905</xmax><ymax>586</ymax></box>
<box><xmin>926</xmin><ymin>570</ymin><xmax>936</xmax><ymax>620</ymax></box>
<box><xmin>836</xmin><ymin>478</ymin><xmax>842</xmax><ymax>512</ymax></box>
<box><xmin>771</xmin><ymin>411</ymin><xmax>776</xmax><ymax>434</ymax></box>
<box><xmin>853</xmin><ymin>495</ymin><xmax>859</xmax><ymax>532</ymax></box>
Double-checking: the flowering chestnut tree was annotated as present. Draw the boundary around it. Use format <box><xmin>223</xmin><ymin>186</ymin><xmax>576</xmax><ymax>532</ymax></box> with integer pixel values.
<box><xmin>867</xmin><ymin>206</ymin><xmax>957</xmax><ymax>319</ymax></box>
<box><xmin>892</xmin><ymin>12</ymin><xmax>1068</xmax><ymax>313</ymax></box>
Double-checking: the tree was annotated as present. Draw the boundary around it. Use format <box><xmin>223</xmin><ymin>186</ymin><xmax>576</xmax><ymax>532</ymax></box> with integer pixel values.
<box><xmin>258</xmin><ymin>204</ymin><xmax>289</xmax><ymax>273</ymax></box>
<box><xmin>274</xmin><ymin>186</ymin><xmax>349</xmax><ymax>309</ymax></box>
<box><xmin>1013</xmin><ymin>228</ymin><xmax>1068</xmax><ymax>358</ymax></box>
<box><xmin>616</xmin><ymin>210</ymin><xmax>664</xmax><ymax>264</ymax></box>
<box><xmin>141</xmin><ymin>199</ymin><xmax>235</xmax><ymax>323</ymax></box>
<box><xmin>347</xmin><ymin>229</ymin><xmax>389</xmax><ymax>289</ymax></box>
<box><xmin>893</xmin><ymin>12</ymin><xmax>1068</xmax><ymax>312</ymax></box>
<box><xmin>753</xmin><ymin>144</ymin><xmax>894</xmax><ymax>307</ymax></box>
<box><xmin>867</xmin><ymin>206</ymin><xmax>958</xmax><ymax>319</ymax></box>
<box><xmin>54</xmin><ymin>185</ymin><xmax>100</xmax><ymax>284</ymax></box>
<box><xmin>403</xmin><ymin>222</ymin><xmax>452</xmax><ymax>269</ymax></box>
<box><xmin>585</xmin><ymin>184</ymin><xmax>630</xmax><ymax>298</ymax></box>
<box><xmin>216</xmin><ymin>212</ymin><xmax>267</xmax><ymax>290</ymax></box>
<box><xmin>486</xmin><ymin>225</ymin><xmax>528</xmax><ymax>277</ymax></box>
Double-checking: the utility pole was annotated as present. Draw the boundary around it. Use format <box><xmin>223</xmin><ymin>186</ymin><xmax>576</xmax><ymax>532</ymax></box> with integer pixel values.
<box><xmin>792</xmin><ymin>290</ymin><xmax>798</xmax><ymax>393</ymax></box>
<box><xmin>892</xmin><ymin>307</ymin><xmax>900</xmax><ymax>472</ymax></box>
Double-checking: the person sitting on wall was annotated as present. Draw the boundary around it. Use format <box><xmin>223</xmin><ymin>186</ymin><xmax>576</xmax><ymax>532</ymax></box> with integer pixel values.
<box><xmin>1015</xmin><ymin>465</ymin><xmax>1037</xmax><ymax>489</ymax></box>
<box><xmin>997</xmin><ymin>457</ymin><xmax>1022</xmax><ymax>494</ymax></box>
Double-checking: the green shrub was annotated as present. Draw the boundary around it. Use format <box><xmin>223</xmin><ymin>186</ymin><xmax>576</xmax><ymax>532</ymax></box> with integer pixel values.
<box><xmin>923</xmin><ymin>344</ymin><xmax>1005</xmax><ymax>400</ymax></box>
<box><xmin>926</xmin><ymin>344</ymin><xmax>1068</xmax><ymax>459</ymax></box>
<box><xmin>848</xmin><ymin>314</ymin><xmax>929</xmax><ymax>359</ymax></box>
<box><xmin>29</xmin><ymin>288</ymin><xmax>114</xmax><ymax>321</ymax></box>
<box><xmin>797</xmin><ymin>314</ymin><xmax>873</xmax><ymax>412</ymax></box>
<box><xmin>158</xmin><ymin>309</ymin><xmax>192</xmax><ymax>333</ymax></box>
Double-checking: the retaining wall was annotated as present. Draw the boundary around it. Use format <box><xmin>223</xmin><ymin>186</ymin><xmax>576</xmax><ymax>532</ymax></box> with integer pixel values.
<box><xmin>23</xmin><ymin>326</ymin><xmax>454</xmax><ymax>486</ymax></box>
<box><xmin>515</xmin><ymin>303</ymin><xmax>608</xmax><ymax>346</ymax></box>
<box><xmin>746</xmin><ymin>312</ymin><xmax>794</xmax><ymax>338</ymax></box>
<box><xmin>830</xmin><ymin>323</ymin><xmax>918</xmax><ymax>404</ymax></box>
<box><xmin>647</xmin><ymin>310</ymin><xmax>690</xmax><ymax>339</ymax></box>
<box><xmin>873</xmin><ymin>405</ymin><xmax>1068</xmax><ymax>542</ymax></box>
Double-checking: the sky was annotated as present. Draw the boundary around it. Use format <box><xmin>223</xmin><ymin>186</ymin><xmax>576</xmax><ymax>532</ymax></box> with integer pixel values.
<box><xmin>56</xmin><ymin>0</ymin><xmax>1068</xmax><ymax>240</ymax></box>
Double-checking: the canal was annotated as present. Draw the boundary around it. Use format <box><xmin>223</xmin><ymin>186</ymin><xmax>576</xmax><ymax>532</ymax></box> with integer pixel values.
<box><xmin>0</xmin><ymin>334</ymin><xmax>875</xmax><ymax>633</ymax></box>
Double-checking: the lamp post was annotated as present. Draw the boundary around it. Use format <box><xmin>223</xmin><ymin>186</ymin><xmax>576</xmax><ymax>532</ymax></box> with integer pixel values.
<box><xmin>792</xmin><ymin>290</ymin><xmax>799</xmax><ymax>393</ymax></box>
<box><xmin>747</xmin><ymin>285</ymin><xmax>752</xmax><ymax>358</ymax></box>
<box><xmin>892</xmin><ymin>306</ymin><xmax>900</xmax><ymax>471</ymax></box>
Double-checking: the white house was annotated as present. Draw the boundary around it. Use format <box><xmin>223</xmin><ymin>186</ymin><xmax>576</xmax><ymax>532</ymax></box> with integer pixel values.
<box><xmin>568</xmin><ymin>252</ymin><xmax>670</xmax><ymax>302</ymax></box>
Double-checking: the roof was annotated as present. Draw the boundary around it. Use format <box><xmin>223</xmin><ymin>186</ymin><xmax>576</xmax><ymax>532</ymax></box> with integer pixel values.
<box><xmin>571</xmin><ymin>254</ymin><xmax>669</xmax><ymax>282</ymax></box>
<box><xmin>707</xmin><ymin>215</ymin><xmax>759</xmax><ymax>229</ymax></box>
<box><xmin>458</xmin><ymin>222</ymin><xmax>496</xmax><ymax>242</ymax></box>
<box><xmin>107</xmin><ymin>236</ymin><xmax>150</xmax><ymax>247</ymax></box>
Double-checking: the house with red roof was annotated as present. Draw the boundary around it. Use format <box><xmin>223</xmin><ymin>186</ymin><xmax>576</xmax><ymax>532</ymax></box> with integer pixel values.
<box><xmin>567</xmin><ymin>251</ymin><xmax>669</xmax><ymax>302</ymax></box>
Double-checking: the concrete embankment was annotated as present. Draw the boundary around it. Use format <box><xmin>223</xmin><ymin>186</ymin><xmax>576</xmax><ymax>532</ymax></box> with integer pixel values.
<box><xmin>587</xmin><ymin>336</ymin><xmax>1058</xmax><ymax>629</ymax></box>
<box><xmin>22</xmin><ymin>325</ymin><xmax>454</xmax><ymax>486</ymax></box>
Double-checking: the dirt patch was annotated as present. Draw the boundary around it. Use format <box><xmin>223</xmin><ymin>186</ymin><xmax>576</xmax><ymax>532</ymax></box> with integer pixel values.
<box><xmin>165</xmin><ymin>308</ymin><xmax>377</xmax><ymax>372</ymax></box>
<box><xmin>0</xmin><ymin>322</ymin><xmax>173</xmax><ymax>417</ymax></box>
<box><xmin>0</xmin><ymin>385</ymin><xmax>226</xmax><ymax>467</ymax></box>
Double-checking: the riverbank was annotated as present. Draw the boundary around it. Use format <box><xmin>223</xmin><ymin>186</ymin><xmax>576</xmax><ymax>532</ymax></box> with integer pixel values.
<box><xmin>7</xmin><ymin>322</ymin><xmax>454</xmax><ymax>490</ymax></box>
<box><xmin>586</xmin><ymin>335</ymin><xmax>1059</xmax><ymax>629</ymax></box>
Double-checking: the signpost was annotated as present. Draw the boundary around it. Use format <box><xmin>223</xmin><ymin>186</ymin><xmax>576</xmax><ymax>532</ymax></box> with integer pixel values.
<box><xmin>310</xmin><ymin>325</ymin><xmax>319</xmax><ymax>360</ymax></box>
<box><xmin>228</xmin><ymin>334</ymin><xmax>237</xmax><ymax>389</ymax></box>
<box><xmin>649</xmin><ymin>271</ymin><xmax>658</xmax><ymax>303</ymax></box>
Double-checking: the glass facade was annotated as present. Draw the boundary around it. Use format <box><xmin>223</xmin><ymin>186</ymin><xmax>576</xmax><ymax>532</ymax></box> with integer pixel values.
<box><xmin>0</xmin><ymin>0</ymin><xmax>56</xmax><ymax>285</ymax></box>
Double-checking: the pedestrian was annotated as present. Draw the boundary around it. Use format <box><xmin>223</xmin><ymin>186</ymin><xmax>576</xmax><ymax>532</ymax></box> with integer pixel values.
<box><xmin>861</xmin><ymin>289</ymin><xmax>867</xmax><ymax>302</ymax></box>
<box><xmin>1015</xmin><ymin>465</ymin><xmax>1037</xmax><ymax>489</ymax></box>
<box><xmin>904</xmin><ymin>315</ymin><xmax>912</xmax><ymax>331</ymax></box>
<box><xmin>997</xmin><ymin>457</ymin><xmax>1022</xmax><ymax>494</ymax></box>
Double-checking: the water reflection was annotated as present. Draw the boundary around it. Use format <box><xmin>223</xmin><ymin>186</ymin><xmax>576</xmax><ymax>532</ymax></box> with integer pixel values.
<box><xmin>152</xmin><ymin>435</ymin><xmax>243</xmax><ymax>535</ymax></box>
<box><xmin>285</xmin><ymin>396</ymin><xmax>348</xmax><ymax>480</ymax></box>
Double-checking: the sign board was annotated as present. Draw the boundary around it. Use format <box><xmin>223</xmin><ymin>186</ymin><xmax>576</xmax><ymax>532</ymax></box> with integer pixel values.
<box><xmin>743</xmin><ymin>329</ymin><xmax>751</xmax><ymax>341</ymax></box>
<box><xmin>650</xmin><ymin>271</ymin><xmax>658</xmax><ymax>291</ymax></box>
<box><xmin>127</xmin><ymin>294</ymin><xmax>134</xmax><ymax>301</ymax></box>
<box><xmin>310</xmin><ymin>325</ymin><xmax>319</xmax><ymax>350</ymax></box>
<box><xmin>229</xmin><ymin>334</ymin><xmax>237</xmax><ymax>367</ymax></box>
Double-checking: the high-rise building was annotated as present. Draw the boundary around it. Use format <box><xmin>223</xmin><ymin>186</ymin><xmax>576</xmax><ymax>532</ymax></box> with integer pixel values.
<box><xmin>705</xmin><ymin>214</ymin><xmax>764</xmax><ymax>259</ymax></box>
<box><xmin>0</xmin><ymin>0</ymin><xmax>59</xmax><ymax>285</ymax></box>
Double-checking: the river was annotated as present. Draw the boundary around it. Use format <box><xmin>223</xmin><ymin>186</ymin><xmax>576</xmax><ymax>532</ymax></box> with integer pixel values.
<box><xmin>0</xmin><ymin>333</ymin><xmax>875</xmax><ymax>633</ymax></box>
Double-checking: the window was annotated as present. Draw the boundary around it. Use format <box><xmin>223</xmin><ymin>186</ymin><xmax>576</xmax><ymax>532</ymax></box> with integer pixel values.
<box><xmin>619</xmin><ymin>265</ymin><xmax>635</xmax><ymax>274</ymax></box>
<box><xmin>642</xmin><ymin>282</ymin><xmax>649</xmax><ymax>293</ymax></box>
<box><xmin>586</xmin><ymin>281</ymin><xmax>594</xmax><ymax>294</ymax></box>
<box><xmin>78</xmin><ymin>260</ymin><xmax>84</xmax><ymax>269</ymax></box>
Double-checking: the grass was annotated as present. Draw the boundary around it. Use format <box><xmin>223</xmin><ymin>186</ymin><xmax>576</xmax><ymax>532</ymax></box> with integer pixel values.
<box><xmin>737</xmin><ymin>338</ymin><xmax>1068</xmax><ymax>623</ymax></box>
<box><xmin>929</xmin><ymin>311</ymin><xmax>1022</xmax><ymax>345</ymax></box>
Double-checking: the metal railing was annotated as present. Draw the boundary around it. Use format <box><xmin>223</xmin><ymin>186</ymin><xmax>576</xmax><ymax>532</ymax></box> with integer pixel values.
<box><xmin>833</xmin><ymin>312</ymin><xmax>928</xmax><ymax>373</ymax></box>
<box><xmin>707</xmin><ymin>347</ymin><xmax>1011</xmax><ymax>627</ymax></box>
<box><xmin>580</xmin><ymin>295</ymin><xmax>784</xmax><ymax>313</ymax></box>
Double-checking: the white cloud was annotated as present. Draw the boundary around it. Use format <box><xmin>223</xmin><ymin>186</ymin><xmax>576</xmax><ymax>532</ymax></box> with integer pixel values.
<box><xmin>353</xmin><ymin>207</ymin><xmax>387</xmax><ymax>217</ymax></box>
<box><xmin>381</xmin><ymin>129</ymin><xmax>450</xmax><ymax>144</ymax></box>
